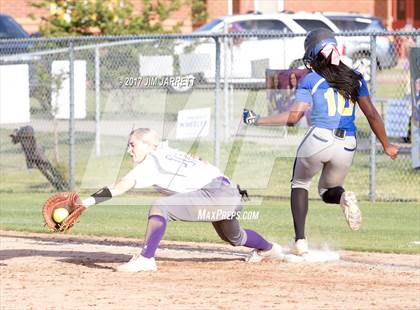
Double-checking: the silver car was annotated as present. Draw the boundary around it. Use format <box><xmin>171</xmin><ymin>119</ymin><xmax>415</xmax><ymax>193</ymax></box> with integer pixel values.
<box><xmin>324</xmin><ymin>13</ymin><xmax>398</xmax><ymax>72</ymax></box>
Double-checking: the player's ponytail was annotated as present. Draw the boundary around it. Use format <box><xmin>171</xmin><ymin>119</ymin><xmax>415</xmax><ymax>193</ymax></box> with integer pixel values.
<box><xmin>310</xmin><ymin>53</ymin><xmax>363</xmax><ymax>103</ymax></box>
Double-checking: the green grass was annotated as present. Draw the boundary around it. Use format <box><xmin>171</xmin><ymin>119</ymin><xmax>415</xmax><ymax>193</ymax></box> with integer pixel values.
<box><xmin>0</xmin><ymin>193</ymin><xmax>419</xmax><ymax>254</ymax></box>
<box><xmin>1</xmin><ymin>126</ymin><xmax>419</xmax><ymax>201</ymax></box>
<box><xmin>375</xmin><ymin>66</ymin><xmax>411</xmax><ymax>99</ymax></box>
<box><xmin>1</xmin><ymin>66</ymin><xmax>418</xmax><ymax>254</ymax></box>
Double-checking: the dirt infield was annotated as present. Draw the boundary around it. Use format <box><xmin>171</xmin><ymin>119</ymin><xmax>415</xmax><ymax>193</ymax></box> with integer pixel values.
<box><xmin>1</xmin><ymin>230</ymin><xmax>419</xmax><ymax>309</ymax></box>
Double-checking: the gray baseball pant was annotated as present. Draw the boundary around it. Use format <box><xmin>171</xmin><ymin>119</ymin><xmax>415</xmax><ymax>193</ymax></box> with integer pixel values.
<box><xmin>291</xmin><ymin>127</ymin><xmax>357</xmax><ymax>195</ymax></box>
<box><xmin>148</xmin><ymin>178</ymin><xmax>247</xmax><ymax>246</ymax></box>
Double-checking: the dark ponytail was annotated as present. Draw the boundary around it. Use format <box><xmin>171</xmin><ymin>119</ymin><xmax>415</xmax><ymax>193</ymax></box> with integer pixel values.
<box><xmin>309</xmin><ymin>53</ymin><xmax>363</xmax><ymax>103</ymax></box>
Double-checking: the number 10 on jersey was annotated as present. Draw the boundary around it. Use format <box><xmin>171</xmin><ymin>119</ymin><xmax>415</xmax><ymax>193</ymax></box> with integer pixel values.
<box><xmin>324</xmin><ymin>88</ymin><xmax>354</xmax><ymax>116</ymax></box>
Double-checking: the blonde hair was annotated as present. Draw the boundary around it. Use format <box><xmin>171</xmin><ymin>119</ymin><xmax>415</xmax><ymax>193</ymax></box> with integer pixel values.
<box><xmin>130</xmin><ymin>128</ymin><xmax>160</xmax><ymax>148</ymax></box>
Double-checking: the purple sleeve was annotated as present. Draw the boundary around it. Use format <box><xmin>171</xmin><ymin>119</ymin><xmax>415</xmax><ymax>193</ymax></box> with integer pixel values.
<box><xmin>295</xmin><ymin>77</ymin><xmax>313</xmax><ymax>105</ymax></box>
<box><xmin>358</xmin><ymin>78</ymin><xmax>370</xmax><ymax>98</ymax></box>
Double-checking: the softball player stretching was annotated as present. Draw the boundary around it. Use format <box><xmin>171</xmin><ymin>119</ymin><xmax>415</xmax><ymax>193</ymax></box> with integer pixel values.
<box><xmin>244</xmin><ymin>28</ymin><xmax>399</xmax><ymax>255</ymax></box>
<box><xmin>80</xmin><ymin>128</ymin><xmax>282</xmax><ymax>272</ymax></box>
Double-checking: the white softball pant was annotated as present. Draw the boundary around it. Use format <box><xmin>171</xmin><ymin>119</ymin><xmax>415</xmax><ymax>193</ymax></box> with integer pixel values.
<box><xmin>291</xmin><ymin>127</ymin><xmax>357</xmax><ymax>196</ymax></box>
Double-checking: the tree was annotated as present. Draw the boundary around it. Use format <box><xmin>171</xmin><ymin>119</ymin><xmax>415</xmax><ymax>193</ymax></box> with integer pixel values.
<box><xmin>29</xmin><ymin>0</ymin><xmax>194</xmax><ymax>36</ymax></box>
<box><xmin>190</xmin><ymin>0</ymin><xmax>208</xmax><ymax>28</ymax></box>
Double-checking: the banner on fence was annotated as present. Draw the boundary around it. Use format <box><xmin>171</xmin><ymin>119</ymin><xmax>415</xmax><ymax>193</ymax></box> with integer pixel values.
<box><xmin>409</xmin><ymin>47</ymin><xmax>420</xmax><ymax>169</ymax></box>
<box><xmin>0</xmin><ymin>64</ymin><xmax>30</xmax><ymax>124</ymax></box>
<box><xmin>51</xmin><ymin>60</ymin><xmax>86</xmax><ymax>119</ymax></box>
<box><xmin>176</xmin><ymin>107</ymin><xmax>211</xmax><ymax>139</ymax></box>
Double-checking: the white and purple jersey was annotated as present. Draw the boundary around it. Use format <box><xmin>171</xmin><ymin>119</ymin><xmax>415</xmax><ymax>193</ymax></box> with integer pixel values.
<box><xmin>295</xmin><ymin>71</ymin><xmax>369</xmax><ymax>134</ymax></box>
<box><xmin>122</xmin><ymin>143</ymin><xmax>222</xmax><ymax>193</ymax></box>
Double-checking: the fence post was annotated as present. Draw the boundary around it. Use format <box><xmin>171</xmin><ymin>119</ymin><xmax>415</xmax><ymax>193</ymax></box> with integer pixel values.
<box><xmin>214</xmin><ymin>36</ymin><xmax>221</xmax><ymax>168</ymax></box>
<box><xmin>95</xmin><ymin>47</ymin><xmax>101</xmax><ymax>156</ymax></box>
<box><xmin>68</xmin><ymin>41</ymin><xmax>76</xmax><ymax>191</ymax></box>
<box><xmin>369</xmin><ymin>34</ymin><xmax>377</xmax><ymax>202</ymax></box>
<box><xmin>223</xmin><ymin>23</ymin><xmax>230</xmax><ymax>142</ymax></box>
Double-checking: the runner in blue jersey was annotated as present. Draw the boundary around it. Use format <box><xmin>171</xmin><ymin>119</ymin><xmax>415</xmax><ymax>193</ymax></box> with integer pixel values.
<box><xmin>243</xmin><ymin>28</ymin><xmax>399</xmax><ymax>255</ymax></box>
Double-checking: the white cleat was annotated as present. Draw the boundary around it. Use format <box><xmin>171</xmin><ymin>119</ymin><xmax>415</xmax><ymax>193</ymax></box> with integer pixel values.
<box><xmin>246</xmin><ymin>242</ymin><xmax>284</xmax><ymax>263</ymax></box>
<box><xmin>340</xmin><ymin>191</ymin><xmax>361</xmax><ymax>231</ymax></box>
<box><xmin>116</xmin><ymin>254</ymin><xmax>157</xmax><ymax>272</ymax></box>
<box><xmin>292</xmin><ymin>239</ymin><xmax>309</xmax><ymax>256</ymax></box>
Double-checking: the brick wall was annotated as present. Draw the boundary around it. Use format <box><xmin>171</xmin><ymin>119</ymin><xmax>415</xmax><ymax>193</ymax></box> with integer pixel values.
<box><xmin>164</xmin><ymin>3</ymin><xmax>192</xmax><ymax>32</ymax></box>
<box><xmin>131</xmin><ymin>0</ymin><xmax>193</xmax><ymax>32</ymax></box>
<box><xmin>0</xmin><ymin>0</ymin><xmax>193</xmax><ymax>33</ymax></box>
<box><xmin>0</xmin><ymin>0</ymin><xmax>48</xmax><ymax>34</ymax></box>
<box><xmin>0</xmin><ymin>0</ymin><xmax>401</xmax><ymax>34</ymax></box>
<box><xmin>238</xmin><ymin>0</ymin><xmax>255</xmax><ymax>14</ymax></box>
<box><xmin>205</xmin><ymin>0</ymin><xmax>262</xmax><ymax>20</ymax></box>
<box><xmin>207</xmin><ymin>1</ymin><xmax>228</xmax><ymax>20</ymax></box>
<box><xmin>284</xmin><ymin>0</ymin><xmax>378</xmax><ymax>18</ymax></box>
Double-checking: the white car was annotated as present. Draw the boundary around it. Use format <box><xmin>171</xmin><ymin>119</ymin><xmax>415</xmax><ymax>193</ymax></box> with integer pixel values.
<box><xmin>174</xmin><ymin>13</ymin><xmax>353</xmax><ymax>89</ymax></box>
<box><xmin>175</xmin><ymin>13</ymin><xmax>308</xmax><ymax>87</ymax></box>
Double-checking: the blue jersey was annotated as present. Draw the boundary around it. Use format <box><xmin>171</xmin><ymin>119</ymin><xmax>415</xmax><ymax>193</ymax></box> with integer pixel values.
<box><xmin>295</xmin><ymin>71</ymin><xmax>369</xmax><ymax>133</ymax></box>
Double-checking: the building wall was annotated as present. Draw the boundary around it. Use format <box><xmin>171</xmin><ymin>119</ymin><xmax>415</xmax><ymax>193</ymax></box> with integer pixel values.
<box><xmin>239</xmin><ymin>0</ymin><xmax>256</xmax><ymax>13</ymax></box>
<box><xmin>130</xmin><ymin>0</ymin><xmax>193</xmax><ymax>32</ymax></box>
<box><xmin>0</xmin><ymin>0</ymin><xmax>47</xmax><ymax>33</ymax></box>
<box><xmin>207</xmin><ymin>0</ymin><xmax>228</xmax><ymax>20</ymax></box>
<box><xmin>0</xmin><ymin>0</ymin><xmax>193</xmax><ymax>34</ymax></box>
<box><xmin>1</xmin><ymin>0</ymin><xmax>416</xmax><ymax>34</ymax></box>
<box><xmin>284</xmin><ymin>0</ymin><xmax>377</xmax><ymax>16</ymax></box>
<box><xmin>256</xmin><ymin>0</ymin><xmax>281</xmax><ymax>14</ymax></box>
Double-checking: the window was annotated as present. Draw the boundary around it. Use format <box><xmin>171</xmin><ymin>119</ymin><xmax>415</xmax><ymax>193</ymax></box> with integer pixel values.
<box><xmin>195</xmin><ymin>18</ymin><xmax>223</xmax><ymax>32</ymax></box>
<box><xmin>415</xmin><ymin>0</ymin><xmax>420</xmax><ymax>19</ymax></box>
<box><xmin>366</xmin><ymin>19</ymin><xmax>387</xmax><ymax>31</ymax></box>
<box><xmin>397</xmin><ymin>0</ymin><xmax>406</xmax><ymax>20</ymax></box>
<box><xmin>328</xmin><ymin>19</ymin><xmax>347</xmax><ymax>30</ymax></box>
<box><xmin>262</xmin><ymin>20</ymin><xmax>291</xmax><ymax>32</ymax></box>
<box><xmin>233</xmin><ymin>0</ymin><xmax>240</xmax><ymax>14</ymax></box>
<box><xmin>235</xmin><ymin>19</ymin><xmax>291</xmax><ymax>34</ymax></box>
<box><xmin>293</xmin><ymin>19</ymin><xmax>333</xmax><ymax>31</ymax></box>
<box><xmin>329</xmin><ymin>17</ymin><xmax>386</xmax><ymax>32</ymax></box>
<box><xmin>329</xmin><ymin>19</ymin><xmax>365</xmax><ymax>31</ymax></box>
<box><xmin>236</xmin><ymin>20</ymin><xmax>256</xmax><ymax>31</ymax></box>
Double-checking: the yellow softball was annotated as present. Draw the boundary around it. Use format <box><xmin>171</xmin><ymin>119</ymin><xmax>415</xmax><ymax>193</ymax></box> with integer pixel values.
<box><xmin>53</xmin><ymin>208</ymin><xmax>69</xmax><ymax>223</ymax></box>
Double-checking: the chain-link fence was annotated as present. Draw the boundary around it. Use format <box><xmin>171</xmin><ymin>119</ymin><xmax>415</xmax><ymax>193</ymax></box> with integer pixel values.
<box><xmin>0</xmin><ymin>31</ymin><xmax>419</xmax><ymax>202</ymax></box>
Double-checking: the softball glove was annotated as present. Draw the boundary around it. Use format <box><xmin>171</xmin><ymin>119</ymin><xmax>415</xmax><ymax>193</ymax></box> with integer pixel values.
<box><xmin>42</xmin><ymin>192</ymin><xmax>86</xmax><ymax>232</ymax></box>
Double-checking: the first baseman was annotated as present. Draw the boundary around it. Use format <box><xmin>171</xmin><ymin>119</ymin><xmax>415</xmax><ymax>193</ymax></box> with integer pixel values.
<box><xmin>79</xmin><ymin>128</ymin><xmax>283</xmax><ymax>272</ymax></box>
<box><xmin>243</xmin><ymin>28</ymin><xmax>399</xmax><ymax>255</ymax></box>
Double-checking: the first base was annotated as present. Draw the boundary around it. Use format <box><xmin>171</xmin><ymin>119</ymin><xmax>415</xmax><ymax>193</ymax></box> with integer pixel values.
<box><xmin>283</xmin><ymin>249</ymin><xmax>340</xmax><ymax>263</ymax></box>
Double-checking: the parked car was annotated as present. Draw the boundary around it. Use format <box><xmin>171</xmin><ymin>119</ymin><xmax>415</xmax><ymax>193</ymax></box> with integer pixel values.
<box><xmin>175</xmin><ymin>13</ymin><xmax>354</xmax><ymax>90</ymax></box>
<box><xmin>188</xmin><ymin>14</ymin><xmax>305</xmax><ymax>83</ymax></box>
<box><xmin>323</xmin><ymin>12</ymin><xmax>398</xmax><ymax>78</ymax></box>
<box><xmin>174</xmin><ymin>13</ymin><xmax>309</xmax><ymax>89</ymax></box>
<box><xmin>0</xmin><ymin>14</ymin><xmax>29</xmax><ymax>39</ymax></box>
<box><xmin>286</xmin><ymin>12</ymin><xmax>351</xmax><ymax>67</ymax></box>
<box><xmin>0</xmin><ymin>13</ymin><xmax>32</xmax><ymax>55</ymax></box>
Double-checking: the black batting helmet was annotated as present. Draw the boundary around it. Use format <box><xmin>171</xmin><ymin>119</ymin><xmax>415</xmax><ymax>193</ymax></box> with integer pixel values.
<box><xmin>303</xmin><ymin>28</ymin><xmax>337</xmax><ymax>63</ymax></box>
